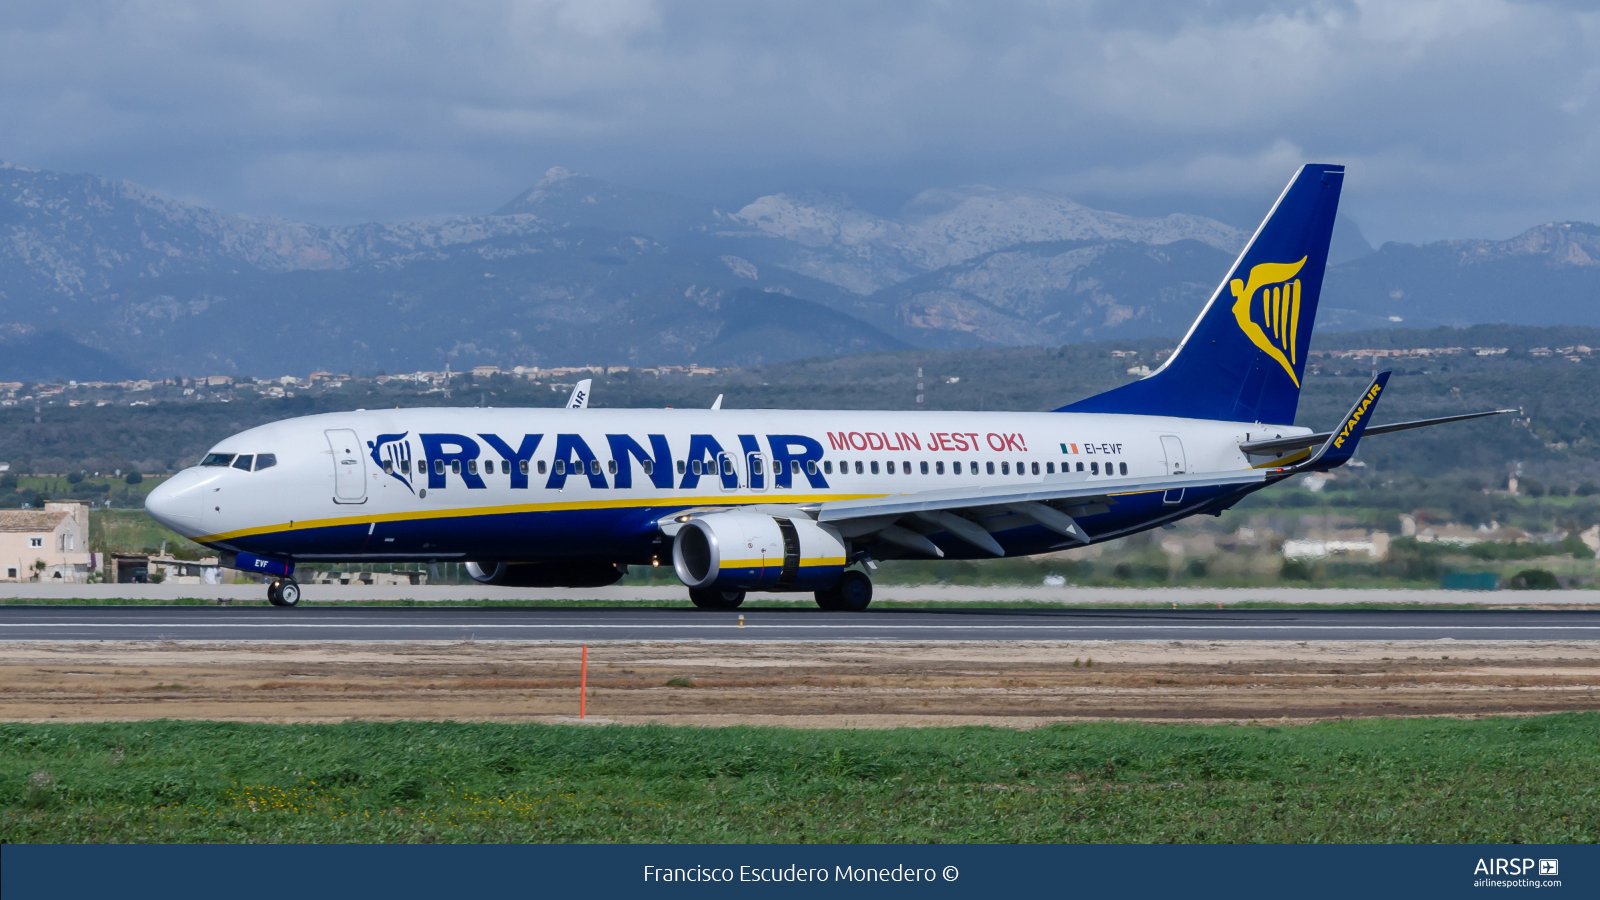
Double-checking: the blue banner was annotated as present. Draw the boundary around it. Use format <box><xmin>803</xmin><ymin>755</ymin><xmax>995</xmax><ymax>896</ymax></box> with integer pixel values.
<box><xmin>2</xmin><ymin>844</ymin><xmax>1592</xmax><ymax>899</ymax></box>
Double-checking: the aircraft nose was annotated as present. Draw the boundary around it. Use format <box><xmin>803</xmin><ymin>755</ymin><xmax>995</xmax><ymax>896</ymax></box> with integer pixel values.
<box><xmin>145</xmin><ymin>469</ymin><xmax>205</xmax><ymax>535</ymax></box>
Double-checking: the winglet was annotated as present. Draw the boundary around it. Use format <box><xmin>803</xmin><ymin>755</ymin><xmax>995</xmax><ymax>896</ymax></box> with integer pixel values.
<box><xmin>566</xmin><ymin>379</ymin><xmax>592</xmax><ymax>409</ymax></box>
<box><xmin>1292</xmin><ymin>371</ymin><xmax>1390</xmax><ymax>472</ymax></box>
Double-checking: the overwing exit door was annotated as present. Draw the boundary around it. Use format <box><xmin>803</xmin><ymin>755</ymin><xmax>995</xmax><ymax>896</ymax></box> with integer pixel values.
<box><xmin>326</xmin><ymin>429</ymin><xmax>368</xmax><ymax>503</ymax></box>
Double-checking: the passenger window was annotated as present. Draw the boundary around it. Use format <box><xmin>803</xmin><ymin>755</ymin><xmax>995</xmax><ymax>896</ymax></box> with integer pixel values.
<box><xmin>555</xmin><ymin>460</ymin><xmax>566</xmax><ymax>475</ymax></box>
<box><xmin>383</xmin><ymin>460</ymin><xmax>394</xmax><ymax>475</ymax></box>
<box><xmin>753</xmin><ymin>458</ymin><xmax>763</xmax><ymax>475</ymax></box>
<box><xmin>870</xmin><ymin>461</ymin><xmax>880</xmax><ymax>474</ymax></box>
<box><xmin>1047</xmin><ymin>462</ymin><xmax>1054</xmax><ymax>474</ymax></box>
<box><xmin>452</xmin><ymin>460</ymin><xmax>462</xmax><ymax>475</ymax></box>
<box><xmin>233</xmin><ymin>454</ymin><xmax>253</xmax><ymax>471</ymax></box>
<box><xmin>692</xmin><ymin>460</ymin><xmax>702</xmax><ymax>475</ymax></box>
<box><xmin>467</xmin><ymin>459</ymin><xmax>477</xmax><ymax>475</ymax></box>
<box><xmin>791</xmin><ymin>460</ymin><xmax>801</xmax><ymax>475</ymax></box>
<box><xmin>255</xmin><ymin>454</ymin><xmax>276</xmax><ymax>471</ymax></box>
<box><xmin>807</xmin><ymin>460</ymin><xmax>818</xmax><ymax>475</ymax></box>
<box><xmin>986</xmin><ymin>461</ymin><xmax>995</xmax><ymax>475</ymax></box>
<box><xmin>202</xmin><ymin>453</ymin><xmax>234</xmax><ymax>467</ymax></box>
<box><xmin>434</xmin><ymin>459</ymin><xmax>444</xmax><ymax>475</ymax></box>
<box><xmin>677</xmin><ymin>460</ymin><xmax>686</xmax><ymax>475</ymax></box>
<box><xmin>1091</xmin><ymin>462</ymin><xmax>1099</xmax><ymax>475</ymax></box>
<box><xmin>953</xmin><ymin>461</ymin><xmax>961</xmax><ymax>474</ymax></box>
<box><xmin>1076</xmin><ymin>462</ymin><xmax>1084</xmax><ymax>472</ymax></box>
<box><xmin>483</xmin><ymin>460</ymin><xmax>494</xmax><ymax>475</ymax></box>
<box><xmin>608</xmin><ymin>459</ymin><xmax>618</xmax><ymax>475</ymax></box>
<box><xmin>398</xmin><ymin>459</ymin><xmax>408</xmax><ymax>474</ymax></box>
<box><xmin>1032</xmin><ymin>462</ymin><xmax>1040</xmax><ymax>475</ymax></box>
<box><xmin>521</xmin><ymin>460</ymin><xmax>530</xmax><ymax>475</ymax></box>
<box><xmin>887</xmin><ymin>461</ymin><xmax>896</xmax><ymax>474</ymax></box>
<box><xmin>824</xmin><ymin>461</ymin><xmax>833</xmax><ymax>475</ymax></box>
<box><xmin>902</xmin><ymin>460</ymin><xmax>911</xmax><ymax>474</ymax></box>
<box><xmin>921</xmin><ymin>461</ymin><xmax>929</xmax><ymax>474</ymax></box>
<box><xmin>537</xmin><ymin>460</ymin><xmax>547</xmax><ymax>475</ymax></box>
<box><xmin>935</xmin><ymin>461</ymin><xmax>944</xmax><ymax>475</ymax></box>
<box><xmin>641</xmin><ymin>459</ymin><xmax>653</xmax><ymax>475</ymax></box>
<box><xmin>1017</xmin><ymin>461</ymin><xmax>1024</xmax><ymax>475</ymax></box>
<box><xmin>855</xmin><ymin>461</ymin><xmax>863</xmax><ymax>474</ymax></box>
<box><xmin>1120</xmin><ymin>462</ymin><xmax>1128</xmax><ymax>475</ymax></box>
<box><xmin>590</xmin><ymin>460</ymin><xmax>601</xmax><ymax>475</ymax></box>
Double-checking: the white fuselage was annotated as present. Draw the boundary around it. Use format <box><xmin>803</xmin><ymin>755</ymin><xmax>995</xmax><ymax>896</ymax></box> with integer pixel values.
<box><xmin>144</xmin><ymin>407</ymin><xmax>1307</xmax><ymax>565</ymax></box>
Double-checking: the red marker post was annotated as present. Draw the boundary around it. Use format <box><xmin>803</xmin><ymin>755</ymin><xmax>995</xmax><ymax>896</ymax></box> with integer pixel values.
<box><xmin>580</xmin><ymin>645</ymin><xmax>588</xmax><ymax>719</ymax></box>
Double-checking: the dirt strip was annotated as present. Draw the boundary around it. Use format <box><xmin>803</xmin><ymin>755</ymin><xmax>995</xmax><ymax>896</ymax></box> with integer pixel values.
<box><xmin>1</xmin><ymin>640</ymin><xmax>1597</xmax><ymax>728</ymax></box>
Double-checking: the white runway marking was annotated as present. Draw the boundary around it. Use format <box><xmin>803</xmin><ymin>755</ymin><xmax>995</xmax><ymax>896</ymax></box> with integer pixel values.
<box><xmin>2</xmin><ymin>622</ymin><xmax>1599</xmax><ymax>631</ymax></box>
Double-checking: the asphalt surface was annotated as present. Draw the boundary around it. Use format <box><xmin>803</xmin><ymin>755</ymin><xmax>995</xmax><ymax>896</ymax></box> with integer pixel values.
<box><xmin>0</xmin><ymin>606</ymin><xmax>1597</xmax><ymax>642</ymax></box>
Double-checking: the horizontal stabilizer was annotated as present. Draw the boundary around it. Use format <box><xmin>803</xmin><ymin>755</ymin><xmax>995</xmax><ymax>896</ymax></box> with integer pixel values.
<box><xmin>1240</xmin><ymin>407</ymin><xmax>1517</xmax><ymax>455</ymax></box>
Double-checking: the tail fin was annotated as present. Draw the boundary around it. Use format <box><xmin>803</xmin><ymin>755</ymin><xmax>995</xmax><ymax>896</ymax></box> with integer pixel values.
<box><xmin>1059</xmin><ymin>164</ymin><xmax>1344</xmax><ymax>424</ymax></box>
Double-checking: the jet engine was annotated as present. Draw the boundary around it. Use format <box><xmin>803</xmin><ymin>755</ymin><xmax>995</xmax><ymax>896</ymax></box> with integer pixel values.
<box><xmin>672</xmin><ymin>512</ymin><xmax>847</xmax><ymax>591</ymax></box>
<box><xmin>464</xmin><ymin>561</ymin><xmax>626</xmax><ymax>588</ymax></box>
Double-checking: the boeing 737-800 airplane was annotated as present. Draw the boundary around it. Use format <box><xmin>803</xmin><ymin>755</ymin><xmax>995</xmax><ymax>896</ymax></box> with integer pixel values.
<box><xmin>145</xmin><ymin>165</ymin><xmax>1510</xmax><ymax>609</ymax></box>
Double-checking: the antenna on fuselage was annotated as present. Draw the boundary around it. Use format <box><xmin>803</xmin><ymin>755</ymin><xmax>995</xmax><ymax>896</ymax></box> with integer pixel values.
<box><xmin>710</xmin><ymin>394</ymin><xmax>723</xmax><ymax>410</ymax></box>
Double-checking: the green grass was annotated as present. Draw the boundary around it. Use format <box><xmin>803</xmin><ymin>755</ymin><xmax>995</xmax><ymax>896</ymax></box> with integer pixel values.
<box><xmin>3</xmin><ymin>715</ymin><xmax>1597</xmax><ymax>843</ymax></box>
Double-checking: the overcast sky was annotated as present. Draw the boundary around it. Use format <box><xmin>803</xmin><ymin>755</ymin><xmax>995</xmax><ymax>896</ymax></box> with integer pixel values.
<box><xmin>4</xmin><ymin>0</ymin><xmax>1600</xmax><ymax>244</ymax></box>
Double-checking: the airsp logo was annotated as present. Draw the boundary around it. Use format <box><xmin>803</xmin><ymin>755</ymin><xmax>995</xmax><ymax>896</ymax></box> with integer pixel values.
<box><xmin>368</xmin><ymin>432</ymin><xmax>415</xmax><ymax>494</ymax></box>
<box><xmin>1230</xmin><ymin>256</ymin><xmax>1308</xmax><ymax>386</ymax></box>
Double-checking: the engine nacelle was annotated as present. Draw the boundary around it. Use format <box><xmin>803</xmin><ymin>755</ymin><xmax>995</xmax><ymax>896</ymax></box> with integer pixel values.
<box><xmin>465</xmin><ymin>561</ymin><xmax>626</xmax><ymax>588</ymax></box>
<box><xmin>672</xmin><ymin>512</ymin><xmax>848</xmax><ymax>592</ymax></box>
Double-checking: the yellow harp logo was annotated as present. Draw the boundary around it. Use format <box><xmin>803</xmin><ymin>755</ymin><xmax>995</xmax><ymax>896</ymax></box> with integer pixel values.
<box><xmin>1230</xmin><ymin>256</ymin><xmax>1308</xmax><ymax>386</ymax></box>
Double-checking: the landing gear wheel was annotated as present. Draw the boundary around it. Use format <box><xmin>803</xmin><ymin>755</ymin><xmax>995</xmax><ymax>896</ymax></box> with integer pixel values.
<box><xmin>688</xmin><ymin>588</ymin><xmax>745</xmax><ymax>610</ymax></box>
<box><xmin>816</xmin><ymin>570</ymin><xmax>872</xmax><ymax>611</ymax></box>
<box><xmin>267</xmin><ymin>578</ymin><xmax>301</xmax><ymax>608</ymax></box>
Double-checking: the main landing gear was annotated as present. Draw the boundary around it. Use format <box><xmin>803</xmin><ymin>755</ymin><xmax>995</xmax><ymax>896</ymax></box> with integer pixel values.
<box><xmin>267</xmin><ymin>577</ymin><xmax>301</xmax><ymax>608</ymax></box>
<box><xmin>815</xmin><ymin>570</ymin><xmax>872</xmax><ymax>612</ymax></box>
<box><xmin>688</xmin><ymin>587</ymin><xmax>745</xmax><ymax>610</ymax></box>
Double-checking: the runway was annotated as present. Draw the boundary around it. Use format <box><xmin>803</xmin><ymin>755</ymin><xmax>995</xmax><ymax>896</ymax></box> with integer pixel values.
<box><xmin>2</xmin><ymin>605</ymin><xmax>1598</xmax><ymax>641</ymax></box>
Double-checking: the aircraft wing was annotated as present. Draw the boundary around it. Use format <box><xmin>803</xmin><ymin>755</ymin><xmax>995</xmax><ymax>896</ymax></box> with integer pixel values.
<box><xmin>1239</xmin><ymin>407</ymin><xmax>1516</xmax><ymax>455</ymax></box>
<box><xmin>816</xmin><ymin>468</ymin><xmax>1265</xmax><ymax>523</ymax></box>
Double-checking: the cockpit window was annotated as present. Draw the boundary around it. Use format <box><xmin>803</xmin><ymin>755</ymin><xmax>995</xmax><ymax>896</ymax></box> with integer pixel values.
<box><xmin>232</xmin><ymin>455</ymin><xmax>254</xmax><ymax>471</ymax></box>
<box><xmin>255</xmin><ymin>454</ymin><xmax>277</xmax><ymax>471</ymax></box>
<box><xmin>202</xmin><ymin>453</ymin><xmax>235</xmax><ymax>467</ymax></box>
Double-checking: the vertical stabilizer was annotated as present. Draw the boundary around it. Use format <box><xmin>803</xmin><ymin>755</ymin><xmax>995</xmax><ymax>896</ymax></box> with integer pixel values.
<box><xmin>1059</xmin><ymin>164</ymin><xmax>1344</xmax><ymax>424</ymax></box>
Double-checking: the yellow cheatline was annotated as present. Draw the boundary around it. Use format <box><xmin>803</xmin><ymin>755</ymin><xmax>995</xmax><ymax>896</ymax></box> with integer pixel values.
<box><xmin>1248</xmin><ymin>448</ymin><xmax>1311</xmax><ymax>469</ymax></box>
<box><xmin>192</xmin><ymin>492</ymin><xmax>889</xmax><ymax>543</ymax></box>
<box><xmin>717</xmin><ymin>557</ymin><xmax>847</xmax><ymax>569</ymax></box>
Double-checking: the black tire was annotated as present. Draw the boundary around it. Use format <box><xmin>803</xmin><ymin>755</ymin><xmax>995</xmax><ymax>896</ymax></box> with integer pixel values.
<box><xmin>688</xmin><ymin>587</ymin><xmax>745</xmax><ymax>609</ymax></box>
<box><xmin>833</xmin><ymin>570</ymin><xmax>873</xmax><ymax>611</ymax></box>
<box><xmin>813</xmin><ymin>587</ymin><xmax>842</xmax><ymax>611</ymax></box>
<box><xmin>268</xmin><ymin>578</ymin><xmax>301</xmax><ymax>608</ymax></box>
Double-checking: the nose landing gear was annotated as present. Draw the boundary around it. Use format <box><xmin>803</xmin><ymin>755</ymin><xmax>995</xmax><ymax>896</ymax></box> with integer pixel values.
<box><xmin>267</xmin><ymin>577</ymin><xmax>301</xmax><ymax>607</ymax></box>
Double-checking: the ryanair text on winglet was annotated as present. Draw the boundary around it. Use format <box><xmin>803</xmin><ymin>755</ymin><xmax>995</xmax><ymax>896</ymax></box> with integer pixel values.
<box><xmin>1332</xmin><ymin>382</ymin><xmax>1383</xmax><ymax>450</ymax></box>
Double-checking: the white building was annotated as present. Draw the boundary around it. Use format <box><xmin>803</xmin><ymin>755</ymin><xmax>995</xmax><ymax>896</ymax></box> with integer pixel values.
<box><xmin>0</xmin><ymin>501</ymin><xmax>92</xmax><ymax>582</ymax></box>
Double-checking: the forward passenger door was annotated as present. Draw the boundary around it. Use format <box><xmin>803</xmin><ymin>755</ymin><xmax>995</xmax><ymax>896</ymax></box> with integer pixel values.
<box><xmin>326</xmin><ymin>429</ymin><xmax>368</xmax><ymax>503</ymax></box>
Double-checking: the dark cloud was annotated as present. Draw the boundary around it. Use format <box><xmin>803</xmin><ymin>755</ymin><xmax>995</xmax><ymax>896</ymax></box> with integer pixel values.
<box><xmin>1</xmin><ymin>0</ymin><xmax>1597</xmax><ymax>242</ymax></box>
